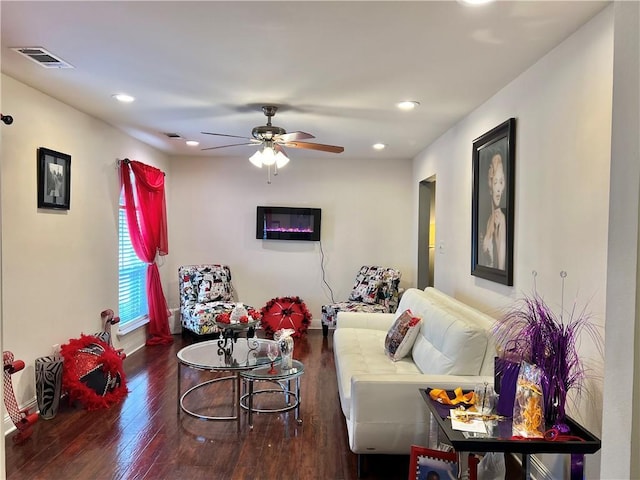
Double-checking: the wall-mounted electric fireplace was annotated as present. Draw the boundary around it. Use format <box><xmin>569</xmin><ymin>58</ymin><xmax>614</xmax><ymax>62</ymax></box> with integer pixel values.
<box><xmin>256</xmin><ymin>206</ymin><xmax>321</xmax><ymax>241</ymax></box>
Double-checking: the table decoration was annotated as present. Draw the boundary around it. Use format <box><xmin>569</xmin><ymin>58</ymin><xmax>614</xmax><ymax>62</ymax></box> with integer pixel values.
<box><xmin>214</xmin><ymin>305</ymin><xmax>261</xmax><ymax>359</ymax></box>
<box><xmin>266</xmin><ymin>342</ymin><xmax>279</xmax><ymax>374</ymax></box>
<box><xmin>492</xmin><ymin>271</ymin><xmax>602</xmax><ymax>432</ymax></box>
<box><xmin>260</xmin><ymin>296</ymin><xmax>312</xmax><ymax>338</ymax></box>
<box><xmin>274</xmin><ymin>328</ymin><xmax>295</xmax><ymax>370</ymax></box>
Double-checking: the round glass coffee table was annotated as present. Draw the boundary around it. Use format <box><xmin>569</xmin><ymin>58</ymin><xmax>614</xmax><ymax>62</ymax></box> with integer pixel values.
<box><xmin>177</xmin><ymin>337</ymin><xmax>276</xmax><ymax>430</ymax></box>
<box><xmin>240</xmin><ymin>359</ymin><xmax>304</xmax><ymax>429</ymax></box>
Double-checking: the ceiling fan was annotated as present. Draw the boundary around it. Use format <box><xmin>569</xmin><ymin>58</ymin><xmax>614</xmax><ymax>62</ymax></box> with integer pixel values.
<box><xmin>201</xmin><ymin>105</ymin><xmax>345</xmax><ymax>155</ymax></box>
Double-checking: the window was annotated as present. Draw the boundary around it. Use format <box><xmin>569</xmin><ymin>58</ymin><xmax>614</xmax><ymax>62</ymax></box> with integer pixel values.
<box><xmin>118</xmin><ymin>201</ymin><xmax>148</xmax><ymax>330</ymax></box>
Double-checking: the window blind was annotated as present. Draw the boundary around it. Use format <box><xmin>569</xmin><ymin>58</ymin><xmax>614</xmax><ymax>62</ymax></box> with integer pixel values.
<box><xmin>118</xmin><ymin>205</ymin><xmax>148</xmax><ymax>324</ymax></box>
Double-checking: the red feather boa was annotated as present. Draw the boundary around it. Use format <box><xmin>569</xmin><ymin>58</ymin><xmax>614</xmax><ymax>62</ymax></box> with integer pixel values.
<box><xmin>60</xmin><ymin>334</ymin><xmax>128</xmax><ymax>410</ymax></box>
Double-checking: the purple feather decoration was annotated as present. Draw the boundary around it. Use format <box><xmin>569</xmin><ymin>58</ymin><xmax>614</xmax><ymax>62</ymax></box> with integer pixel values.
<box><xmin>493</xmin><ymin>292</ymin><xmax>599</xmax><ymax>431</ymax></box>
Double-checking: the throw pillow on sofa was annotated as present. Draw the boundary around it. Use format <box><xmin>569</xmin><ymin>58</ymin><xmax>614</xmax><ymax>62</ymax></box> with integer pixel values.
<box><xmin>384</xmin><ymin>309</ymin><xmax>422</xmax><ymax>361</ymax></box>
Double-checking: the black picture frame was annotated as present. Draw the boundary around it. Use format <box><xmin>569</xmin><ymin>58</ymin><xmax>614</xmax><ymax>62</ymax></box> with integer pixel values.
<box><xmin>471</xmin><ymin>118</ymin><xmax>516</xmax><ymax>286</ymax></box>
<box><xmin>37</xmin><ymin>147</ymin><xmax>71</xmax><ymax>210</ymax></box>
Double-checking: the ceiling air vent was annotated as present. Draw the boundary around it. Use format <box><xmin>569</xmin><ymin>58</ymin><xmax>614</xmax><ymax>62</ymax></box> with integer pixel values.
<box><xmin>11</xmin><ymin>47</ymin><xmax>74</xmax><ymax>69</ymax></box>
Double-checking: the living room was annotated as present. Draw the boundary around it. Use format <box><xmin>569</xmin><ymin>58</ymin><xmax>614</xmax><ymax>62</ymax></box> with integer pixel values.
<box><xmin>1</xmin><ymin>1</ymin><xmax>638</xmax><ymax>478</ymax></box>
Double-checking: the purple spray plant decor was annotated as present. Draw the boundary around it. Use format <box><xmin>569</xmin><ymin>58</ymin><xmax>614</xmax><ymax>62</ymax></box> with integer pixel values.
<box><xmin>492</xmin><ymin>271</ymin><xmax>601</xmax><ymax>432</ymax></box>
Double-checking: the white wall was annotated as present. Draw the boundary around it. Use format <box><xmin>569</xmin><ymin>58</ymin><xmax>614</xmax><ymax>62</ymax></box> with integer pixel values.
<box><xmin>0</xmin><ymin>30</ymin><xmax>5</xmax><ymax>476</ymax></box>
<box><xmin>602</xmin><ymin>2</ymin><xmax>640</xmax><ymax>478</ymax></box>
<box><xmin>167</xmin><ymin>154</ymin><xmax>414</xmax><ymax>327</ymax></box>
<box><xmin>412</xmin><ymin>6</ymin><xmax>614</xmax><ymax>478</ymax></box>
<box><xmin>0</xmin><ymin>74</ymin><xmax>172</xmax><ymax>420</ymax></box>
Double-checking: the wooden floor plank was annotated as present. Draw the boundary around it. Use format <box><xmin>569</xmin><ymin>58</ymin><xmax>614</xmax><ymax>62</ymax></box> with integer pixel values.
<box><xmin>5</xmin><ymin>330</ymin><xmax>409</xmax><ymax>480</ymax></box>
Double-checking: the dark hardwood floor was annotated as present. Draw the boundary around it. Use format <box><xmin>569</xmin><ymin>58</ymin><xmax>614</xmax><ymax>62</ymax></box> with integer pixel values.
<box><xmin>5</xmin><ymin>330</ymin><xmax>410</xmax><ymax>480</ymax></box>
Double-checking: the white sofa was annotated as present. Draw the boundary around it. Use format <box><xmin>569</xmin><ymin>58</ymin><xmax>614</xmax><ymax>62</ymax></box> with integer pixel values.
<box><xmin>333</xmin><ymin>287</ymin><xmax>496</xmax><ymax>462</ymax></box>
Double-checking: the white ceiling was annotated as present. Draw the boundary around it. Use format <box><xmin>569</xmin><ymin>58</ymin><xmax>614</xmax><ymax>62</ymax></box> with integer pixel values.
<box><xmin>1</xmin><ymin>1</ymin><xmax>609</xmax><ymax>161</ymax></box>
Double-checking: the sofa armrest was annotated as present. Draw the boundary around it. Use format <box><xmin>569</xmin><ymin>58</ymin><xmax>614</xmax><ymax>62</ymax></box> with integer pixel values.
<box><xmin>349</xmin><ymin>373</ymin><xmax>494</xmax><ymax>423</ymax></box>
<box><xmin>336</xmin><ymin>312</ymin><xmax>396</xmax><ymax>331</ymax></box>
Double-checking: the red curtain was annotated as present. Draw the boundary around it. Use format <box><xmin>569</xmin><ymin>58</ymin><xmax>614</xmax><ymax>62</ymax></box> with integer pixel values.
<box><xmin>119</xmin><ymin>159</ymin><xmax>173</xmax><ymax>345</ymax></box>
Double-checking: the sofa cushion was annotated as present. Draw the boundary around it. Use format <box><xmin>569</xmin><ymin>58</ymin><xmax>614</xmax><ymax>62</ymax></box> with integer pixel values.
<box><xmin>422</xmin><ymin>288</ymin><xmax>497</xmax><ymax>377</ymax></box>
<box><xmin>384</xmin><ymin>310</ymin><xmax>422</xmax><ymax>361</ymax></box>
<box><xmin>411</xmin><ymin>301</ymin><xmax>488</xmax><ymax>376</ymax></box>
<box><xmin>333</xmin><ymin>328</ymin><xmax>422</xmax><ymax>419</ymax></box>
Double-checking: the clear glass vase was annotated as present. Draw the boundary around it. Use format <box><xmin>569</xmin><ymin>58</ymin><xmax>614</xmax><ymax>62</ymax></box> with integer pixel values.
<box><xmin>275</xmin><ymin>329</ymin><xmax>295</xmax><ymax>370</ymax></box>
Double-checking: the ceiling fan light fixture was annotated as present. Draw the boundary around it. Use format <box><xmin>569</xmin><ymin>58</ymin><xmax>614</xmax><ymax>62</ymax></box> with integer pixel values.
<box><xmin>373</xmin><ymin>143</ymin><xmax>386</xmax><ymax>150</ymax></box>
<box><xmin>249</xmin><ymin>150</ymin><xmax>264</xmax><ymax>168</ymax></box>
<box><xmin>275</xmin><ymin>151</ymin><xmax>289</xmax><ymax>168</ymax></box>
<box><xmin>185</xmin><ymin>140</ymin><xmax>199</xmax><ymax>146</ymax></box>
<box><xmin>261</xmin><ymin>146</ymin><xmax>277</xmax><ymax>166</ymax></box>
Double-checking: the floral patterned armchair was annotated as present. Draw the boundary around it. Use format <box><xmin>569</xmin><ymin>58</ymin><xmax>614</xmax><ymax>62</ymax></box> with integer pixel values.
<box><xmin>178</xmin><ymin>264</ymin><xmax>239</xmax><ymax>336</ymax></box>
<box><xmin>321</xmin><ymin>265</ymin><xmax>402</xmax><ymax>337</ymax></box>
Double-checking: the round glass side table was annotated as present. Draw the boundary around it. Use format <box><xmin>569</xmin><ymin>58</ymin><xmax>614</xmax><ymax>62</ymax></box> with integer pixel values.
<box><xmin>177</xmin><ymin>337</ymin><xmax>276</xmax><ymax>431</ymax></box>
<box><xmin>240</xmin><ymin>359</ymin><xmax>304</xmax><ymax>429</ymax></box>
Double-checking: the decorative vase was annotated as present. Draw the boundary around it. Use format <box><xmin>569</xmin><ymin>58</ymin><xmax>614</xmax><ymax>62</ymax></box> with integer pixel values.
<box><xmin>275</xmin><ymin>329</ymin><xmax>295</xmax><ymax>370</ymax></box>
<box><xmin>230</xmin><ymin>303</ymin><xmax>248</xmax><ymax>324</ymax></box>
<box><xmin>545</xmin><ymin>380</ymin><xmax>569</xmax><ymax>432</ymax></box>
<box><xmin>35</xmin><ymin>355</ymin><xmax>64</xmax><ymax>420</ymax></box>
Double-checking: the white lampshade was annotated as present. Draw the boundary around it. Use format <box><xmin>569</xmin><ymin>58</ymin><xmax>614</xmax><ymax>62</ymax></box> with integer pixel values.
<box><xmin>275</xmin><ymin>151</ymin><xmax>289</xmax><ymax>168</ymax></box>
<box><xmin>249</xmin><ymin>150</ymin><xmax>263</xmax><ymax>168</ymax></box>
<box><xmin>261</xmin><ymin>146</ymin><xmax>277</xmax><ymax>166</ymax></box>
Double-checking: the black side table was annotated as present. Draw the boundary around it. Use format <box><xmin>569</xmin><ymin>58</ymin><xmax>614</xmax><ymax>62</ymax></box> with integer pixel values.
<box><xmin>419</xmin><ymin>388</ymin><xmax>601</xmax><ymax>480</ymax></box>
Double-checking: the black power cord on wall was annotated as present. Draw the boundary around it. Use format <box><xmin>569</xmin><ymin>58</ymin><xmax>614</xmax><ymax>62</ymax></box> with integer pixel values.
<box><xmin>319</xmin><ymin>239</ymin><xmax>336</xmax><ymax>303</ymax></box>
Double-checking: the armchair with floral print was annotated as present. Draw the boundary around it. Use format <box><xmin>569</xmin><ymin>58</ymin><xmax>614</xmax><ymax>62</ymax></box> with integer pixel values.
<box><xmin>321</xmin><ymin>266</ymin><xmax>402</xmax><ymax>337</ymax></box>
<box><xmin>178</xmin><ymin>264</ymin><xmax>239</xmax><ymax>336</ymax></box>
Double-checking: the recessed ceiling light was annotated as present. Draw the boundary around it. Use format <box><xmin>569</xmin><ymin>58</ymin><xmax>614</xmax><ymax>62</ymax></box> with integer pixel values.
<box><xmin>112</xmin><ymin>93</ymin><xmax>135</xmax><ymax>103</ymax></box>
<box><xmin>458</xmin><ymin>0</ymin><xmax>495</xmax><ymax>5</ymax></box>
<box><xmin>396</xmin><ymin>101</ymin><xmax>420</xmax><ymax>111</ymax></box>
<box><xmin>373</xmin><ymin>143</ymin><xmax>386</xmax><ymax>150</ymax></box>
<box><xmin>185</xmin><ymin>140</ymin><xmax>199</xmax><ymax>146</ymax></box>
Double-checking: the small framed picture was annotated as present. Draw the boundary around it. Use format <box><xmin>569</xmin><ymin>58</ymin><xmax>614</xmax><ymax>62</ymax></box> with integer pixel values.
<box><xmin>37</xmin><ymin>147</ymin><xmax>71</xmax><ymax>210</ymax></box>
<box><xmin>409</xmin><ymin>445</ymin><xmax>478</xmax><ymax>480</ymax></box>
<box><xmin>471</xmin><ymin>118</ymin><xmax>516</xmax><ymax>286</ymax></box>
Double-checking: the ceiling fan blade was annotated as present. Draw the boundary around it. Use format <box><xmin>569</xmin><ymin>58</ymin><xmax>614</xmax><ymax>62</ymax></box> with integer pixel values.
<box><xmin>276</xmin><ymin>131</ymin><xmax>315</xmax><ymax>142</ymax></box>
<box><xmin>283</xmin><ymin>141</ymin><xmax>344</xmax><ymax>154</ymax></box>
<box><xmin>201</xmin><ymin>142</ymin><xmax>257</xmax><ymax>151</ymax></box>
<box><xmin>201</xmin><ymin>132</ymin><xmax>253</xmax><ymax>140</ymax></box>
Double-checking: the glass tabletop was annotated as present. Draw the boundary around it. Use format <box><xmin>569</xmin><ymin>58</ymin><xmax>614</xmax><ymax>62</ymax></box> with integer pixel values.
<box><xmin>177</xmin><ymin>337</ymin><xmax>277</xmax><ymax>371</ymax></box>
<box><xmin>241</xmin><ymin>359</ymin><xmax>304</xmax><ymax>380</ymax></box>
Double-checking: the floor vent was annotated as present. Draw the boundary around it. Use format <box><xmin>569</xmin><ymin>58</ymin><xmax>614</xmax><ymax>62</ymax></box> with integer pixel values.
<box><xmin>11</xmin><ymin>47</ymin><xmax>74</xmax><ymax>69</ymax></box>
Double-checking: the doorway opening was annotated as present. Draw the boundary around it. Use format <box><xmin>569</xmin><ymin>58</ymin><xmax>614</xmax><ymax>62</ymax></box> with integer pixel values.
<box><xmin>418</xmin><ymin>177</ymin><xmax>436</xmax><ymax>289</ymax></box>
